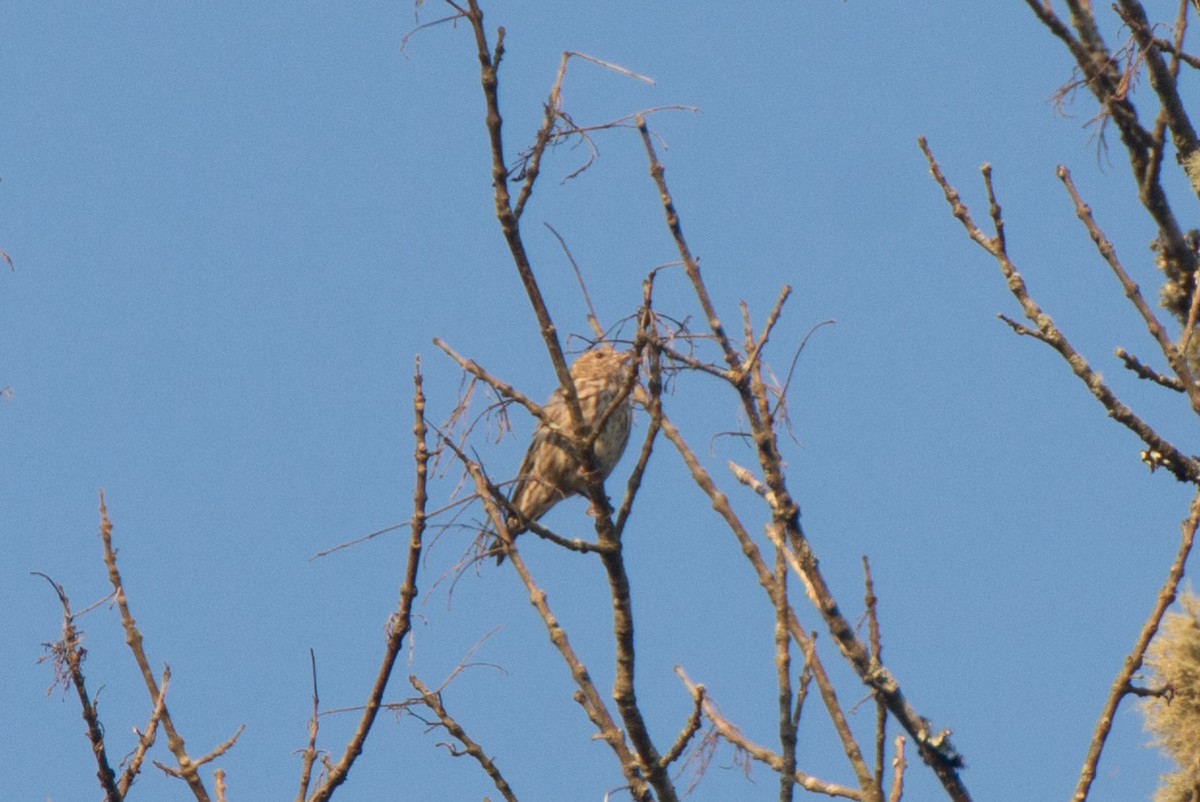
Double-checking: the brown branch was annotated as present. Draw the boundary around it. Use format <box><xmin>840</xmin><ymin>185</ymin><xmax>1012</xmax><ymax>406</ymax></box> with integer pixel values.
<box><xmin>889</xmin><ymin>736</ymin><xmax>907</xmax><ymax>802</ymax></box>
<box><xmin>772</xmin><ymin>546</ymin><xmax>798</xmax><ymax>802</ymax></box>
<box><xmin>1115</xmin><ymin>347</ymin><xmax>1185</xmax><ymax>391</ymax></box>
<box><xmin>1056</xmin><ymin>165</ymin><xmax>1200</xmax><ymax>411</ymax></box>
<box><xmin>1151</xmin><ymin>38</ymin><xmax>1200</xmax><ymax>70</ymax></box>
<box><xmin>1142</xmin><ymin>2</ymin><xmax>1190</xmax><ymax>196</ymax></box>
<box><xmin>744</xmin><ymin>285</ymin><xmax>792</xmax><ymax>384</ymax></box>
<box><xmin>1115</xmin><ymin>0</ymin><xmax>1200</xmax><ymax>194</ymax></box>
<box><xmin>1023</xmin><ymin>0</ymin><xmax>1198</xmax><ymax>296</ymax></box>
<box><xmin>596</xmin><ymin>486</ymin><xmax>676</xmax><ymax>799</ymax></box>
<box><xmin>765</xmin><ymin>526</ymin><xmax>957</xmax><ymax>801</ymax></box>
<box><xmin>35</xmin><ymin>573</ymin><xmax>122</xmax><ymax>802</ymax></box>
<box><xmin>409</xmin><ymin>675</ymin><xmax>517</xmax><ymax>802</ymax></box>
<box><xmin>154</xmin><ymin>726</ymin><xmax>244</xmax><ymax>777</ymax></box>
<box><xmin>646</xmin><ymin>118</ymin><xmax>964</xmax><ymax>797</ymax></box>
<box><xmin>637</xmin><ymin>115</ymin><xmax>743</xmax><ymax>374</ymax></box>
<box><xmin>98</xmin><ymin>492</ymin><xmax>214</xmax><ymax>801</ymax></box>
<box><xmin>453</xmin><ymin>450</ymin><xmax>651</xmax><ymax>800</ymax></box>
<box><xmin>122</xmin><ymin>666</ymin><xmax>170</xmax><ymax>796</ymax></box>
<box><xmin>996</xmin><ymin>313</ymin><xmax>1052</xmax><ymax>342</ymax></box>
<box><xmin>433</xmin><ymin>337</ymin><xmax>545</xmax><ymax>420</ymax></box>
<box><xmin>544</xmin><ymin>222</ymin><xmax>605</xmax><ymax>340</ymax></box>
<box><xmin>1181</xmin><ymin>237</ymin><xmax>1200</xmax><ymax>353</ymax></box>
<box><xmin>921</xmin><ymin>139</ymin><xmax>1200</xmax><ymax>484</ymax></box>
<box><xmin>863</xmin><ymin>557</ymin><xmax>886</xmax><ymax>796</ymax></box>
<box><xmin>294</xmin><ymin>651</ymin><xmax>321</xmax><ymax>802</ymax></box>
<box><xmin>675</xmin><ymin>667</ymin><xmax>864</xmax><ymax>801</ymax></box>
<box><xmin>307</xmin><ymin>358</ymin><xmax>430</xmax><ymax>802</ymax></box>
<box><xmin>659</xmin><ymin>342</ymin><xmax>739</xmax><ymax>382</ymax></box>
<box><xmin>793</xmin><ymin>663</ymin><xmax>812</xmax><ymax>729</ymax></box>
<box><xmin>1071</xmin><ymin>487</ymin><xmax>1200</xmax><ymax>801</ymax></box>
<box><xmin>613</xmin><ymin>288</ymin><xmax>665</xmax><ymax>538</ymax></box>
<box><xmin>662</xmin><ymin>420</ymin><xmax>877</xmax><ymax>797</ymax></box>
<box><xmin>660</xmin><ymin>684</ymin><xmax>706</xmax><ymax>770</ymax></box>
<box><xmin>458</xmin><ymin>0</ymin><xmax>582</xmax><ymax>434</ymax></box>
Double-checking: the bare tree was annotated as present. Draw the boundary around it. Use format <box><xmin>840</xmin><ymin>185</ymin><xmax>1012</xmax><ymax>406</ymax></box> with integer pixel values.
<box><xmin>35</xmin><ymin>1</ymin><xmax>1200</xmax><ymax>800</ymax></box>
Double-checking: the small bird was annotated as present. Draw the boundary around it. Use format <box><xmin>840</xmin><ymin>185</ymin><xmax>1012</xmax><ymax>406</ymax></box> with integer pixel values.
<box><xmin>494</xmin><ymin>346</ymin><xmax>635</xmax><ymax>563</ymax></box>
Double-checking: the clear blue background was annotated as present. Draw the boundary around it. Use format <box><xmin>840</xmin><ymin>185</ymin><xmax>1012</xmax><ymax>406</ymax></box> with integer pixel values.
<box><xmin>2</xmin><ymin>2</ymin><xmax>1193</xmax><ymax>800</ymax></box>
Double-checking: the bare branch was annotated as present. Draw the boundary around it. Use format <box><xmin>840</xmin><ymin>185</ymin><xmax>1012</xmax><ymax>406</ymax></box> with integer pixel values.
<box><xmin>34</xmin><ymin>573</ymin><xmax>121</xmax><ymax>802</ymax></box>
<box><xmin>1115</xmin><ymin>347</ymin><xmax>1185</xmax><ymax>391</ymax></box>
<box><xmin>458</xmin><ymin>0</ymin><xmax>581</xmax><ymax>433</ymax></box>
<box><xmin>433</xmin><ymin>337</ymin><xmax>545</xmax><ymax>420</ymax></box>
<box><xmin>308</xmin><ymin>358</ymin><xmax>430</xmax><ymax>801</ymax></box>
<box><xmin>409</xmin><ymin>675</ymin><xmax>517</xmax><ymax>802</ymax></box>
<box><xmin>637</xmin><ymin>115</ymin><xmax>743</xmax><ymax>373</ymax></box>
<box><xmin>121</xmin><ymin>666</ymin><xmax>170</xmax><ymax>796</ymax></box>
<box><xmin>660</xmin><ymin>418</ymin><xmax>877</xmax><ymax>797</ymax></box>
<box><xmin>921</xmin><ymin>138</ymin><xmax>1200</xmax><ymax>484</ymax></box>
<box><xmin>1023</xmin><ymin>0</ymin><xmax>1198</xmax><ymax>302</ymax></box>
<box><xmin>675</xmin><ymin>666</ymin><xmax>865</xmax><ymax>801</ymax></box>
<box><xmin>863</xmin><ymin>557</ymin><xmax>886</xmax><ymax>796</ymax></box>
<box><xmin>1072</xmin><ymin>487</ymin><xmax>1200</xmax><ymax>802</ymax></box>
<box><xmin>452</xmin><ymin>449</ymin><xmax>651</xmax><ymax>800</ymax></box>
<box><xmin>1056</xmin><ymin>165</ymin><xmax>1200</xmax><ymax>410</ymax></box>
<box><xmin>98</xmin><ymin>492</ymin><xmax>215</xmax><ymax>801</ymax></box>
<box><xmin>294</xmin><ymin>651</ymin><xmax>321</xmax><ymax>802</ymax></box>
<box><xmin>660</xmin><ymin>684</ymin><xmax>706</xmax><ymax>770</ymax></box>
<box><xmin>889</xmin><ymin>736</ymin><xmax>907</xmax><ymax>802</ymax></box>
<box><xmin>774</xmin><ymin>545</ymin><xmax>798</xmax><ymax>802</ymax></box>
<box><xmin>545</xmin><ymin>222</ymin><xmax>605</xmax><ymax>340</ymax></box>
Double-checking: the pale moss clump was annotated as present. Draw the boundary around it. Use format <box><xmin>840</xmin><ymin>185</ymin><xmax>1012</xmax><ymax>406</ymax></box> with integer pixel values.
<box><xmin>1142</xmin><ymin>592</ymin><xmax>1200</xmax><ymax>802</ymax></box>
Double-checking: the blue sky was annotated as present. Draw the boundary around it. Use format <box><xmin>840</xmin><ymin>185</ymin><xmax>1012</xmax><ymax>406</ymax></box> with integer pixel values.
<box><xmin>2</xmin><ymin>2</ymin><xmax>1195</xmax><ymax>800</ymax></box>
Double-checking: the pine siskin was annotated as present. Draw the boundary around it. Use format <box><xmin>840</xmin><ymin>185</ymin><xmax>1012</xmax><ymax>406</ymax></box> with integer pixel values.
<box><xmin>495</xmin><ymin>346</ymin><xmax>635</xmax><ymax>563</ymax></box>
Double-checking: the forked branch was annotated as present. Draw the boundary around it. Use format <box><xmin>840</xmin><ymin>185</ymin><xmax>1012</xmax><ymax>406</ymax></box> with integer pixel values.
<box><xmin>306</xmin><ymin>358</ymin><xmax>430</xmax><ymax>802</ymax></box>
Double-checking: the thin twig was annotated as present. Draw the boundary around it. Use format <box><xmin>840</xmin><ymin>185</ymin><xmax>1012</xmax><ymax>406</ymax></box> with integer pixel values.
<box><xmin>660</xmin><ymin>685</ymin><xmax>706</xmax><ymax>769</ymax></box>
<box><xmin>1071</xmin><ymin>487</ymin><xmax>1200</xmax><ymax>802</ymax></box>
<box><xmin>1115</xmin><ymin>347</ymin><xmax>1184</xmax><ymax>391</ymax></box>
<box><xmin>294</xmin><ymin>650</ymin><xmax>321</xmax><ymax>802</ymax></box>
<box><xmin>433</xmin><ymin>337</ymin><xmax>545</xmax><ymax>421</ymax></box>
<box><xmin>34</xmin><ymin>573</ymin><xmax>122</xmax><ymax>802</ymax></box>
<box><xmin>307</xmin><ymin>358</ymin><xmax>430</xmax><ymax>801</ymax></box>
<box><xmin>675</xmin><ymin>667</ymin><xmax>864</xmax><ymax>801</ymax></box>
<box><xmin>545</xmin><ymin>222</ymin><xmax>605</xmax><ymax>340</ymax></box>
<box><xmin>744</xmin><ymin>285</ymin><xmax>792</xmax><ymax>384</ymax></box>
<box><xmin>614</xmin><ymin>287</ymin><xmax>665</xmax><ymax>540</ymax></box>
<box><xmin>889</xmin><ymin>736</ymin><xmax>907</xmax><ymax>802</ymax></box>
<box><xmin>637</xmin><ymin>115</ymin><xmax>742</xmax><ymax>373</ymax></box>
<box><xmin>122</xmin><ymin>666</ymin><xmax>170</xmax><ymax>796</ymax></box>
<box><xmin>1056</xmin><ymin>165</ymin><xmax>1200</xmax><ymax>411</ymax></box>
<box><xmin>863</xmin><ymin>557</ymin><xmax>886</xmax><ymax>797</ymax></box>
<box><xmin>410</xmin><ymin>675</ymin><xmax>518</xmax><ymax>802</ymax></box>
<box><xmin>774</xmin><ymin>545</ymin><xmax>798</xmax><ymax>802</ymax></box>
